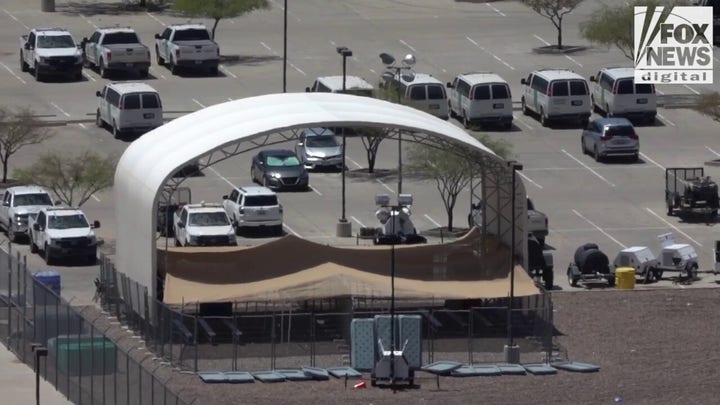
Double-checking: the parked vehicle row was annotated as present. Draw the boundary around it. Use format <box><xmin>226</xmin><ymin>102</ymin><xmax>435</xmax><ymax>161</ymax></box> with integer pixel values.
<box><xmin>0</xmin><ymin>185</ymin><xmax>99</xmax><ymax>265</ymax></box>
<box><xmin>19</xmin><ymin>24</ymin><xmax>219</xmax><ymax>82</ymax></box>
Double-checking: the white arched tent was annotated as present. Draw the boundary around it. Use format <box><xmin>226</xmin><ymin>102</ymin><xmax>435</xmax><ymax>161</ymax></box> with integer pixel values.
<box><xmin>114</xmin><ymin>92</ymin><xmax>527</xmax><ymax>299</ymax></box>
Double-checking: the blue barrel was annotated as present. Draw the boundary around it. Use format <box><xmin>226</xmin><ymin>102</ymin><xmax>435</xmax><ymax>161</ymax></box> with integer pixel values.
<box><xmin>33</xmin><ymin>271</ymin><xmax>61</xmax><ymax>296</ymax></box>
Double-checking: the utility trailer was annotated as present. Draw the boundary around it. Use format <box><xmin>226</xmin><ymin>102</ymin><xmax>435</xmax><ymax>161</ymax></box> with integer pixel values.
<box><xmin>665</xmin><ymin>167</ymin><xmax>719</xmax><ymax>220</ymax></box>
<box><xmin>156</xmin><ymin>186</ymin><xmax>191</xmax><ymax>237</ymax></box>
<box><xmin>567</xmin><ymin>243</ymin><xmax>615</xmax><ymax>287</ymax></box>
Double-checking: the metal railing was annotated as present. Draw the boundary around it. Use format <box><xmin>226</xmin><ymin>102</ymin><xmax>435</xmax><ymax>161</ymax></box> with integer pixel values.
<box><xmin>0</xmin><ymin>245</ymin><xmax>189</xmax><ymax>405</ymax></box>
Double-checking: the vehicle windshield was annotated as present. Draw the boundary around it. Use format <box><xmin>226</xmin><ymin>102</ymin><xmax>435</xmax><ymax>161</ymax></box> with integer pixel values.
<box><xmin>48</xmin><ymin>214</ymin><xmax>89</xmax><ymax>230</ymax></box>
<box><xmin>14</xmin><ymin>193</ymin><xmax>52</xmax><ymax>207</ymax></box>
<box><xmin>605</xmin><ymin>125</ymin><xmax>635</xmax><ymax>137</ymax></box>
<box><xmin>173</xmin><ymin>29</ymin><xmax>210</xmax><ymax>41</ymax></box>
<box><xmin>244</xmin><ymin>195</ymin><xmax>278</xmax><ymax>206</ymax></box>
<box><xmin>266</xmin><ymin>155</ymin><xmax>301</xmax><ymax>167</ymax></box>
<box><xmin>306</xmin><ymin>136</ymin><xmax>339</xmax><ymax>147</ymax></box>
<box><xmin>37</xmin><ymin>35</ymin><xmax>76</xmax><ymax>49</ymax></box>
<box><xmin>102</xmin><ymin>32</ymin><xmax>140</xmax><ymax>44</ymax></box>
<box><xmin>188</xmin><ymin>212</ymin><xmax>229</xmax><ymax>226</ymax></box>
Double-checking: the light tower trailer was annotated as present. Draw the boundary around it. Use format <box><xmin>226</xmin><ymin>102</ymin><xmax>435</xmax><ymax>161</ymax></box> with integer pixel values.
<box><xmin>652</xmin><ymin>233</ymin><xmax>700</xmax><ymax>282</ymax></box>
<box><xmin>665</xmin><ymin>167</ymin><xmax>719</xmax><ymax>221</ymax></box>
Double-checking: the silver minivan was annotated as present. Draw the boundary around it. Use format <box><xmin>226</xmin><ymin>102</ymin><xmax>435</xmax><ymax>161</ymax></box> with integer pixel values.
<box><xmin>95</xmin><ymin>82</ymin><xmax>163</xmax><ymax>138</ymax></box>
<box><xmin>590</xmin><ymin>67</ymin><xmax>657</xmax><ymax>125</ymax></box>
<box><xmin>446</xmin><ymin>72</ymin><xmax>513</xmax><ymax>129</ymax></box>
<box><xmin>581</xmin><ymin>117</ymin><xmax>639</xmax><ymax>162</ymax></box>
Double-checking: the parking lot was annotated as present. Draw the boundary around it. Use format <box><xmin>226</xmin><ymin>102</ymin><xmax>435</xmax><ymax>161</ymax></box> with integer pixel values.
<box><xmin>0</xmin><ymin>0</ymin><xmax>719</xmax><ymax>298</ymax></box>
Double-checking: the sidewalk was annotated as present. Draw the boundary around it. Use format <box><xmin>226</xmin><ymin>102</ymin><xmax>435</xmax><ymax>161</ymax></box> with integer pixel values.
<box><xmin>0</xmin><ymin>343</ymin><xmax>73</xmax><ymax>405</ymax></box>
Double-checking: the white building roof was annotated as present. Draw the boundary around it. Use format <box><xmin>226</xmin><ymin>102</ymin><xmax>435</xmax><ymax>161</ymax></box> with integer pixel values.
<box><xmin>114</xmin><ymin>92</ymin><xmax>515</xmax><ymax>297</ymax></box>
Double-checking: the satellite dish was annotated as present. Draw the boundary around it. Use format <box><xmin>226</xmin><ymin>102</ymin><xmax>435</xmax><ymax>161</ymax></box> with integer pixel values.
<box><xmin>402</xmin><ymin>54</ymin><xmax>416</xmax><ymax>66</ymax></box>
<box><xmin>379</xmin><ymin>52</ymin><xmax>396</xmax><ymax>65</ymax></box>
<box><xmin>401</xmin><ymin>71</ymin><xmax>415</xmax><ymax>82</ymax></box>
<box><xmin>382</xmin><ymin>71</ymin><xmax>395</xmax><ymax>81</ymax></box>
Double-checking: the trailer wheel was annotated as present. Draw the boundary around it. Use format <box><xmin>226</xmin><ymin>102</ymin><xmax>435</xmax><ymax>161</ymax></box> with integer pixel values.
<box><xmin>643</xmin><ymin>268</ymin><xmax>654</xmax><ymax>284</ymax></box>
<box><xmin>607</xmin><ymin>275</ymin><xmax>616</xmax><ymax>287</ymax></box>
<box><xmin>543</xmin><ymin>269</ymin><xmax>554</xmax><ymax>290</ymax></box>
<box><xmin>567</xmin><ymin>268</ymin><xmax>579</xmax><ymax>287</ymax></box>
<box><xmin>653</xmin><ymin>269</ymin><xmax>663</xmax><ymax>280</ymax></box>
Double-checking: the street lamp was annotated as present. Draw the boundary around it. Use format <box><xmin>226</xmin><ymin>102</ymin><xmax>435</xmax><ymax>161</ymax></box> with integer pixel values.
<box><xmin>282</xmin><ymin>0</ymin><xmax>287</xmax><ymax>92</ymax></box>
<box><xmin>504</xmin><ymin>161</ymin><xmax>523</xmax><ymax>364</ymax></box>
<box><xmin>379</xmin><ymin>52</ymin><xmax>416</xmax><ymax>194</ymax></box>
<box><xmin>336</xmin><ymin>46</ymin><xmax>353</xmax><ymax>237</ymax></box>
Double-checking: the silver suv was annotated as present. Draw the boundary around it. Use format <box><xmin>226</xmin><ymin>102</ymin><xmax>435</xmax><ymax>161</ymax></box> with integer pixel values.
<box><xmin>222</xmin><ymin>186</ymin><xmax>283</xmax><ymax>235</ymax></box>
<box><xmin>581</xmin><ymin>117</ymin><xmax>639</xmax><ymax>162</ymax></box>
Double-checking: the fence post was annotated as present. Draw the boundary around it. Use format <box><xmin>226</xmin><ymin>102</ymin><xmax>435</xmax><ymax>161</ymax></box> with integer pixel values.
<box><xmin>193</xmin><ymin>305</ymin><xmax>198</xmax><ymax>373</ymax></box>
<box><xmin>21</xmin><ymin>255</ymin><xmax>27</xmax><ymax>363</ymax></box>
<box><xmin>7</xmin><ymin>252</ymin><xmax>11</xmax><ymax>349</ymax></box>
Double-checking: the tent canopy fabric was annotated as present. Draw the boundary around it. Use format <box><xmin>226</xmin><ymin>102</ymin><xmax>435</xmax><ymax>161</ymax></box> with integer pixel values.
<box><xmin>114</xmin><ymin>92</ymin><xmax>525</xmax><ymax>299</ymax></box>
<box><xmin>160</xmin><ymin>228</ymin><xmax>539</xmax><ymax>304</ymax></box>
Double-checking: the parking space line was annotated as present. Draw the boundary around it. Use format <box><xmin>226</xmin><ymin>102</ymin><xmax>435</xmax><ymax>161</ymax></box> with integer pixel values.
<box><xmin>206</xmin><ymin>166</ymin><xmax>235</xmax><ymax>188</ymax></box>
<box><xmin>0</xmin><ymin>62</ymin><xmax>26</xmax><ymax>84</ymax></box>
<box><xmin>260</xmin><ymin>42</ymin><xmax>273</xmax><ymax>52</ymax></box>
<box><xmin>50</xmin><ymin>102</ymin><xmax>71</xmax><ymax>117</ymax></box>
<box><xmin>309</xmin><ymin>185</ymin><xmax>322</xmax><ymax>196</ymax></box>
<box><xmin>512</xmin><ymin>114</ymin><xmax>534</xmax><ymax>130</ymax></box>
<box><xmin>192</xmin><ymin>99</ymin><xmax>206</xmax><ymax>108</ymax></box>
<box><xmin>485</xmin><ymin>2</ymin><xmax>506</xmax><ymax>17</ymax></box>
<box><xmin>369</xmin><ymin>68</ymin><xmax>376</xmax><ymax>74</ymax></box>
<box><xmin>683</xmin><ymin>84</ymin><xmax>700</xmax><ymax>95</ymax></box>
<box><xmin>376</xmin><ymin>179</ymin><xmax>395</xmax><ymax>194</ymax></box>
<box><xmin>80</xmin><ymin>14</ymin><xmax>98</xmax><ymax>29</ymax></box>
<box><xmin>350</xmin><ymin>216</ymin><xmax>365</xmax><ymax>227</ymax></box>
<box><xmin>572</xmin><ymin>209</ymin><xmax>627</xmax><ymax>249</ymax></box>
<box><xmin>82</xmin><ymin>71</ymin><xmax>97</xmax><ymax>82</ymax></box>
<box><xmin>644</xmin><ymin>207</ymin><xmax>702</xmax><ymax>247</ymax></box>
<box><xmin>346</xmin><ymin>156</ymin><xmax>363</xmax><ymax>169</ymax></box>
<box><xmin>282</xmin><ymin>223</ymin><xmax>301</xmax><ymax>237</ymax></box>
<box><xmin>532</xmin><ymin>34</ymin><xmax>582</xmax><ymax>67</ymax></box>
<box><xmin>517</xmin><ymin>171</ymin><xmax>542</xmax><ymax>189</ymax></box>
<box><xmin>267</xmin><ymin>0</ymin><xmax>302</xmax><ymax>22</ymax></box>
<box><xmin>423</xmin><ymin>214</ymin><xmax>442</xmax><ymax>228</ymax></box>
<box><xmin>556</xmin><ymin>224</ymin><xmax>706</xmax><ymax>232</ymax></box>
<box><xmin>656</xmin><ymin>88</ymin><xmax>665</xmax><ymax>95</ymax></box>
<box><xmin>149</xmin><ymin>67</ymin><xmax>165</xmax><ymax>80</ymax></box>
<box><xmin>656</xmin><ymin>113</ymin><xmax>675</xmax><ymax>126</ymax></box>
<box><xmin>399</xmin><ymin>39</ymin><xmax>417</xmax><ymax>53</ymax></box>
<box><xmin>346</xmin><ymin>3</ymin><xmax>371</xmax><ymax>21</ymax></box>
<box><xmin>146</xmin><ymin>12</ymin><xmax>166</xmax><ymax>26</ymax></box>
<box><xmin>639</xmin><ymin>152</ymin><xmax>665</xmax><ymax>171</ymax></box>
<box><xmin>289</xmin><ymin>63</ymin><xmax>306</xmax><ymax>76</ymax></box>
<box><xmin>219</xmin><ymin>65</ymin><xmax>237</xmax><ymax>79</ymax></box>
<box><xmin>705</xmin><ymin>146</ymin><xmax>720</xmax><ymax>157</ymax></box>
<box><xmin>3</xmin><ymin>9</ymin><xmax>29</xmax><ymax>30</ymax></box>
<box><xmin>466</xmin><ymin>36</ymin><xmax>515</xmax><ymax>70</ymax></box>
<box><xmin>561</xmin><ymin>149</ymin><xmax>615</xmax><ymax>187</ymax></box>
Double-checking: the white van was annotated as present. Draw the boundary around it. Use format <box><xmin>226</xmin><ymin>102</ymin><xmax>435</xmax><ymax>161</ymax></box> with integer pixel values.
<box><xmin>381</xmin><ymin>73</ymin><xmax>449</xmax><ymax>119</ymax></box>
<box><xmin>446</xmin><ymin>72</ymin><xmax>513</xmax><ymax>129</ymax></box>
<box><xmin>306</xmin><ymin>75</ymin><xmax>374</xmax><ymax>97</ymax></box>
<box><xmin>95</xmin><ymin>82</ymin><xmax>163</xmax><ymax>138</ymax></box>
<box><xmin>589</xmin><ymin>67</ymin><xmax>657</xmax><ymax>124</ymax></box>
<box><xmin>520</xmin><ymin>69</ymin><xmax>591</xmax><ymax>127</ymax></box>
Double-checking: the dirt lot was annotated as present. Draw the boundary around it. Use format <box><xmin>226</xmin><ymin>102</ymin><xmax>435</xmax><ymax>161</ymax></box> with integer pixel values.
<box><xmin>129</xmin><ymin>288</ymin><xmax>720</xmax><ymax>405</ymax></box>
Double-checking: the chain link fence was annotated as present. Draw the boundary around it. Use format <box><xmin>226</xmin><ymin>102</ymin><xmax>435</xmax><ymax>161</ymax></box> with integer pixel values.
<box><xmin>97</xmin><ymin>253</ymin><xmax>557</xmax><ymax>374</ymax></box>
<box><xmin>0</xmin><ymin>245</ymin><xmax>189</xmax><ymax>405</ymax></box>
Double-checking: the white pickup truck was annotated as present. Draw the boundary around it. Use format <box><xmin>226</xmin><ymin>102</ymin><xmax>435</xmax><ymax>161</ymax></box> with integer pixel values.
<box><xmin>28</xmin><ymin>207</ymin><xmax>100</xmax><ymax>265</ymax></box>
<box><xmin>81</xmin><ymin>27</ymin><xmax>151</xmax><ymax>78</ymax></box>
<box><xmin>154</xmin><ymin>24</ymin><xmax>220</xmax><ymax>75</ymax></box>
<box><xmin>19</xmin><ymin>27</ymin><xmax>83</xmax><ymax>82</ymax></box>
<box><xmin>173</xmin><ymin>203</ymin><xmax>237</xmax><ymax>247</ymax></box>
<box><xmin>0</xmin><ymin>186</ymin><xmax>55</xmax><ymax>243</ymax></box>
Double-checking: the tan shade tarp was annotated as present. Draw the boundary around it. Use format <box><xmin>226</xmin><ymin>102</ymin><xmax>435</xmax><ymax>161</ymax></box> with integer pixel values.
<box><xmin>159</xmin><ymin>228</ymin><xmax>540</xmax><ymax>304</ymax></box>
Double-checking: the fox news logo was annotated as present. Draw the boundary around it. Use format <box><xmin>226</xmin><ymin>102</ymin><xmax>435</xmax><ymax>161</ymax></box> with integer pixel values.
<box><xmin>634</xmin><ymin>6</ymin><xmax>713</xmax><ymax>84</ymax></box>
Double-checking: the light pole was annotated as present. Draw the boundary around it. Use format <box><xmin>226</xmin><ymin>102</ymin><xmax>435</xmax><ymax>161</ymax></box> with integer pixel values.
<box><xmin>504</xmin><ymin>161</ymin><xmax>523</xmax><ymax>364</ymax></box>
<box><xmin>379</xmin><ymin>52</ymin><xmax>415</xmax><ymax>194</ymax></box>
<box><xmin>282</xmin><ymin>0</ymin><xmax>287</xmax><ymax>92</ymax></box>
<box><xmin>336</xmin><ymin>46</ymin><xmax>353</xmax><ymax>237</ymax></box>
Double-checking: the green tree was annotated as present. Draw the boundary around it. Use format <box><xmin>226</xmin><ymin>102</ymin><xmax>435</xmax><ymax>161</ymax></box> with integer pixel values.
<box><xmin>523</xmin><ymin>0</ymin><xmax>585</xmax><ymax>49</ymax></box>
<box><xmin>173</xmin><ymin>0</ymin><xmax>270</xmax><ymax>40</ymax></box>
<box><xmin>406</xmin><ymin>134</ymin><xmax>512</xmax><ymax>231</ymax></box>
<box><xmin>695</xmin><ymin>91</ymin><xmax>720</xmax><ymax>122</ymax></box>
<box><xmin>0</xmin><ymin>106</ymin><xmax>52</xmax><ymax>183</ymax></box>
<box><xmin>579</xmin><ymin>0</ymin><xmax>683</xmax><ymax>61</ymax></box>
<box><xmin>15</xmin><ymin>150</ymin><xmax>116</xmax><ymax>207</ymax></box>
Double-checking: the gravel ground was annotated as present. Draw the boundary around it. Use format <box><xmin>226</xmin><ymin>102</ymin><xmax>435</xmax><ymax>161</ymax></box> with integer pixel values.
<box><xmin>90</xmin><ymin>288</ymin><xmax>720</xmax><ymax>405</ymax></box>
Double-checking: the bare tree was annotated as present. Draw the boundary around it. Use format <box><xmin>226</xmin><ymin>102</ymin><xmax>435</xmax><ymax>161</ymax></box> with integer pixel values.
<box><xmin>406</xmin><ymin>134</ymin><xmax>512</xmax><ymax>231</ymax></box>
<box><xmin>354</xmin><ymin>127</ymin><xmax>386</xmax><ymax>173</ymax></box>
<box><xmin>15</xmin><ymin>150</ymin><xmax>116</xmax><ymax>207</ymax></box>
<box><xmin>523</xmin><ymin>0</ymin><xmax>584</xmax><ymax>49</ymax></box>
<box><xmin>0</xmin><ymin>106</ymin><xmax>52</xmax><ymax>183</ymax></box>
<box><xmin>696</xmin><ymin>91</ymin><xmax>720</xmax><ymax>122</ymax></box>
